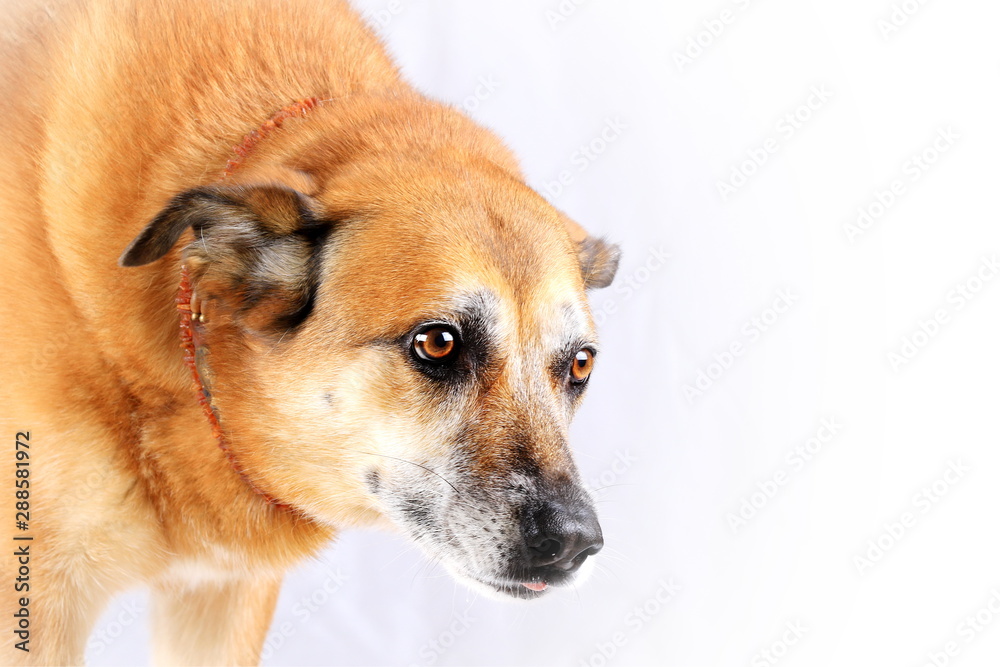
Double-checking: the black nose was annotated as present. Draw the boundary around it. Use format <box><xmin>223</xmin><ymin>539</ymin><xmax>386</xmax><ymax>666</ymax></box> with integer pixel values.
<box><xmin>522</xmin><ymin>497</ymin><xmax>604</xmax><ymax>574</ymax></box>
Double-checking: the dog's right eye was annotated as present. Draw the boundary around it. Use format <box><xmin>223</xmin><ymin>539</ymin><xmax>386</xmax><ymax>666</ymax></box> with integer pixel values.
<box><xmin>412</xmin><ymin>325</ymin><xmax>461</xmax><ymax>364</ymax></box>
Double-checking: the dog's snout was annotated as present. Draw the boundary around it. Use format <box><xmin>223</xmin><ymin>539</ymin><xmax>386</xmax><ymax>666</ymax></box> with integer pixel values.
<box><xmin>522</xmin><ymin>498</ymin><xmax>603</xmax><ymax>574</ymax></box>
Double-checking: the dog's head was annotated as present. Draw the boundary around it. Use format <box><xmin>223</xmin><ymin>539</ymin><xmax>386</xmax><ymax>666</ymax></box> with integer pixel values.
<box><xmin>120</xmin><ymin>95</ymin><xmax>619</xmax><ymax>598</ymax></box>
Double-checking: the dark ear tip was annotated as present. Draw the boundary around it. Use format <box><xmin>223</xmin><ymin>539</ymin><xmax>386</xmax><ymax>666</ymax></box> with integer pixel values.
<box><xmin>117</xmin><ymin>190</ymin><xmax>213</xmax><ymax>268</ymax></box>
<box><xmin>117</xmin><ymin>247</ymin><xmax>143</xmax><ymax>268</ymax></box>
<box><xmin>589</xmin><ymin>249</ymin><xmax>620</xmax><ymax>289</ymax></box>
<box><xmin>605</xmin><ymin>241</ymin><xmax>622</xmax><ymax>270</ymax></box>
<box><xmin>579</xmin><ymin>236</ymin><xmax>621</xmax><ymax>290</ymax></box>
<box><xmin>117</xmin><ymin>234</ymin><xmax>161</xmax><ymax>267</ymax></box>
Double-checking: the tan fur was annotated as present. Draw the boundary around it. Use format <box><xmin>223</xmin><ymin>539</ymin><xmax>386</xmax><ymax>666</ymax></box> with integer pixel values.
<box><xmin>0</xmin><ymin>1</ymin><xmax>617</xmax><ymax>664</ymax></box>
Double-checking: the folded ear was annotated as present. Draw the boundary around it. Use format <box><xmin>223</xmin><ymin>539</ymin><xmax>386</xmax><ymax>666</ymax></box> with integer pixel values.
<box><xmin>119</xmin><ymin>184</ymin><xmax>331</xmax><ymax>336</ymax></box>
<box><xmin>561</xmin><ymin>214</ymin><xmax>621</xmax><ymax>290</ymax></box>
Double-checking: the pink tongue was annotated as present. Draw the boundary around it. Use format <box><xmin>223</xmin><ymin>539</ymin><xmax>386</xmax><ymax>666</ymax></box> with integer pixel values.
<box><xmin>521</xmin><ymin>582</ymin><xmax>548</xmax><ymax>592</ymax></box>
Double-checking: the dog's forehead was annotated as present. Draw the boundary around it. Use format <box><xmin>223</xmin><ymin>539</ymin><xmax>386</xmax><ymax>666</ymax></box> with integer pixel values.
<box><xmin>316</xmin><ymin>189</ymin><xmax>592</xmax><ymax>343</ymax></box>
<box><xmin>442</xmin><ymin>275</ymin><xmax>594</xmax><ymax>347</ymax></box>
<box><xmin>321</xmin><ymin>237</ymin><xmax>592</xmax><ymax>345</ymax></box>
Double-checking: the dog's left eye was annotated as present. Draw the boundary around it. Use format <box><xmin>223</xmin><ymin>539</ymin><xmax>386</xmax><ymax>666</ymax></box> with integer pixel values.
<box><xmin>569</xmin><ymin>348</ymin><xmax>594</xmax><ymax>384</ymax></box>
<box><xmin>413</xmin><ymin>325</ymin><xmax>460</xmax><ymax>363</ymax></box>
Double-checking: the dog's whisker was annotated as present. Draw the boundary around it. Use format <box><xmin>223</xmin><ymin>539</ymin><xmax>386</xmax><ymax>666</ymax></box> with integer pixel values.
<box><xmin>275</xmin><ymin>326</ymin><xmax>294</xmax><ymax>345</ymax></box>
<box><xmin>379</xmin><ymin>542</ymin><xmax>422</xmax><ymax>572</ymax></box>
<box><xmin>588</xmin><ymin>482</ymin><xmax>640</xmax><ymax>493</ymax></box>
<box><xmin>338</xmin><ymin>447</ymin><xmax>461</xmax><ymax>495</ymax></box>
<box><xmin>593</xmin><ymin>546</ymin><xmax>635</xmax><ymax>568</ymax></box>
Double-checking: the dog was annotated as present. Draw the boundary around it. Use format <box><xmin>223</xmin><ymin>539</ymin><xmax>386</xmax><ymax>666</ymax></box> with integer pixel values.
<box><xmin>0</xmin><ymin>0</ymin><xmax>620</xmax><ymax>663</ymax></box>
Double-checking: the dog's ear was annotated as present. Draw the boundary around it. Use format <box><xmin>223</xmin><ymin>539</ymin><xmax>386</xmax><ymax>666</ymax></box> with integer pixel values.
<box><xmin>119</xmin><ymin>184</ymin><xmax>330</xmax><ymax>335</ymax></box>
<box><xmin>561</xmin><ymin>214</ymin><xmax>620</xmax><ymax>290</ymax></box>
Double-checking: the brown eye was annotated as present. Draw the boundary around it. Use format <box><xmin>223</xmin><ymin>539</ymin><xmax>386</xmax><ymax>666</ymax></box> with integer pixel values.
<box><xmin>570</xmin><ymin>348</ymin><xmax>594</xmax><ymax>384</ymax></box>
<box><xmin>413</xmin><ymin>326</ymin><xmax>459</xmax><ymax>363</ymax></box>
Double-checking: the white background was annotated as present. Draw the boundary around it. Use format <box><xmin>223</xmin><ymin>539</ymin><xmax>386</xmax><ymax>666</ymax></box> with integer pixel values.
<box><xmin>88</xmin><ymin>1</ymin><xmax>1000</xmax><ymax>665</ymax></box>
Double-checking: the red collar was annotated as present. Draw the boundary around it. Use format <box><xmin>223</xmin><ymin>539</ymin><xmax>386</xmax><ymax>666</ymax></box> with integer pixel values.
<box><xmin>221</xmin><ymin>97</ymin><xmax>322</xmax><ymax>179</ymax></box>
<box><xmin>175</xmin><ymin>97</ymin><xmax>326</xmax><ymax>509</ymax></box>
<box><xmin>176</xmin><ymin>266</ymin><xmax>290</xmax><ymax>508</ymax></box>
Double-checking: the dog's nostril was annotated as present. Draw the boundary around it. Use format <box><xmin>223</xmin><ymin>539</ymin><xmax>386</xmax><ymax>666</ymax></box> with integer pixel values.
<box><xmin>561</xmin><ymin>533</ymin><xmax>603</xmax><ymax>568</ymax></box>
<box><xmin>530</xmin><ymin>538</ymin><xmax>561</xmax><ymax>560</ymax></box>
<box><xmin>522</xmin><ymin>497</ymin><xmax>604</xmax><ymax>572</ymax></box>
<box><xmin>578</xmin><ymin>541</ymin><xmax>604</xmax><ymax>564</ymax></box>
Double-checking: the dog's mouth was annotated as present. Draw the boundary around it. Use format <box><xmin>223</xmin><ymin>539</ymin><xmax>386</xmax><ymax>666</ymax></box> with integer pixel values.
<box><xmin>470</xmin><ymin>575</ymin><xmax>551</xmax><ymax>599</ymax></box>
<box><xmin>462</xmin><ymin>563</ymin><xmax>596</xmax><ymax>600</ymax></box>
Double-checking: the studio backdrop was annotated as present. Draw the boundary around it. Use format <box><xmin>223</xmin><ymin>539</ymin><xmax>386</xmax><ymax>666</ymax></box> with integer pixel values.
<box><xmin>78</xmin><ymin>1</ymin><xmax>1000</xmax><ymax>665</ymax></box>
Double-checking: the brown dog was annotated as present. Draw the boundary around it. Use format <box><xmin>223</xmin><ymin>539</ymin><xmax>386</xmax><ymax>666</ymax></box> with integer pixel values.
<box><xmin>0</xmin><ymin>0</ymin><xmax>619</xmax><ymax>663</ymax></box>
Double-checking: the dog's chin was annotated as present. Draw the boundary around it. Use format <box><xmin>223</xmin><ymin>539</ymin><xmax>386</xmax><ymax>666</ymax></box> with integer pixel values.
<box><xmin>446</xmin><ymin>567</ymin><xmax>549</xmax><ymax>601</ymax></box>
<box><xmin>442</xmin><ymin>556</ymin><xmax>597</xmax><ymax>602</ymax></box>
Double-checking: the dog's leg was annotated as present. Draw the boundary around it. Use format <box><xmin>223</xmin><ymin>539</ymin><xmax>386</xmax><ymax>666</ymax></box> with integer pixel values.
<box><xmin>2</xmin><ymin>573</ymin><xmax>111</xmax><ymax>666</ymax></box>
<box><xmin>150</xmin><ymin>575</ymin><xmax>283</xmax><ymax>666</ymax></box>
